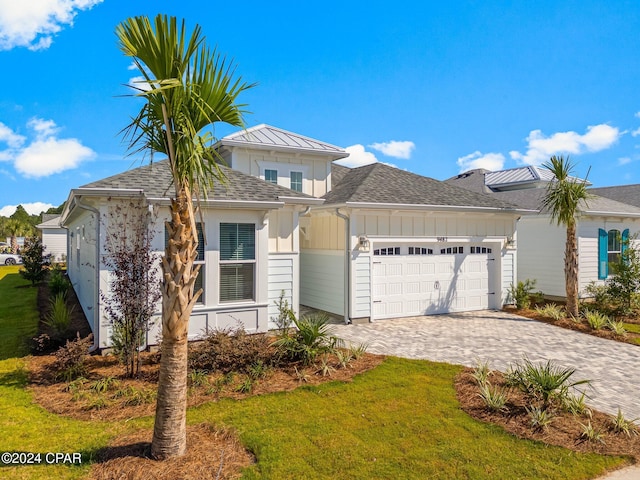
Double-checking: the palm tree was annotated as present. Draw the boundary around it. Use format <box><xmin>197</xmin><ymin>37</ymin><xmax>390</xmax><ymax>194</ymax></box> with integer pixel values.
<box><xmin>540</xmin><ymin>156</ymin><xmax>591</xmax><ymax>318</ymax></box>
<box><xmin>4</xmin><ymin>218</ymin><xmax>31</xmax><ymax>253</ymax></box>
<box><xmin>116</xmin><ymin>15</ymin><xmax>253</xmax><ymax>459</ymax></box>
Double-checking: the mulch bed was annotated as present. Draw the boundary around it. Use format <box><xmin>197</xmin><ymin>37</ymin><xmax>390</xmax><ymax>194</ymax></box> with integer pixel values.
<box><xmin>455</xmin><ymin>368</ymin><xmax>640</xmax><ymax>461</ymax></box>
<box><xmin>505</xmin><ymin>306</ymin><xmax>640</xmax><ymax>346</ymax></box>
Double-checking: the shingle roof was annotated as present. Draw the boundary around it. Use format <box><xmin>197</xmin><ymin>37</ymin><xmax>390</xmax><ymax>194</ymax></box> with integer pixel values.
<box><xmin>447</xmin><ymin>174</ymin><xmax>640</xmax><ymax>215</ymax></box>
<box><xmin>325</xmin><ymin>163</ymin><xmax>518</xmax><ymax>210</ymax></box>
<box><xmin>220</xmin><ymin>124</ymin><xmax>348</xmax><ymax>160</ymax></box>
<box><xmin>589</xmin><ymin>184</ymin><xmax>640</xmax><ymax>209</ymax></box>
<box><xmin>36</xmin><ymin>215</ymin><xmax>62</xmax><ymax>229</ymax></box>
<box><xmin>80</xmin><ymin>160</ymin><xmax>316</xmax><ymax>203</ymax></box>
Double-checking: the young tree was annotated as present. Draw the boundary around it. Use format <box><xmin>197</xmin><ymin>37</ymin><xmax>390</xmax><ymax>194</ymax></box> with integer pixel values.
<box><xmin>101</xmin><ymin>201</ymin><xmax>162</xmax><ymax>377</ymax></box>
<box><xmin>541</xmin><ymin>156</ymin><xmax>591</xmax><ymax>318</ymax></box>
<box><xmin>19</xmin><ymin>237</ymin><xmax>51</xmax><ymax>286</ymax></box>
<box><xmin>116</xmin><ymin>15</ymin><xmax>253</xmax><ymax>459</ymax></box>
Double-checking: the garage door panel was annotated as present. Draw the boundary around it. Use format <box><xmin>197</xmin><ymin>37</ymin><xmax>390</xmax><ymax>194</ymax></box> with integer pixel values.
<box><xmin>372</xmin><ymin>245</ymin><xmax>494</xmax><ymax>320</ymax></box>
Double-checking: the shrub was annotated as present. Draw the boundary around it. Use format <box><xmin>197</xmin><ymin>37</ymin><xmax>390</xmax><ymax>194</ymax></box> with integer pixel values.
<box><xmin>508</xmin><ymin>279</ymin><xmax>537</xmax><ymax>309</ymax></box>
<box><xmin>534</xmin><ymin>303</ymin><xmax>565</xmax><ymax>321</ymax></box>
<box><xmin>45</xmin><ymin>294</ymin><xmax>74</xmax><ymax>336</ymax></box>
<box><xmin>471</xmin><ymin>360</ymin><xmax>492</xmax><ymax>386</ymax></box>
<box><xmin>561</xmin><ymin>391</ymin><xmax>591</xmax><ymax>417</ymax></box>
<box><xmin>272</xmin><ymin>290</ymin><xmax>296</xmax><ymax>331</ymax></box>
<box><xmin>273</xmin><ymin>313</ymin><xmax>342</xmax><ymax>365</ymax></box>
<box><xmin>607</xmin><ymin>235</ymin><xmax>640</xmax><ymax>314</ymax></box>
<box><xmin>610</xmin><ymin>408</ymin><xmax>639</xmax><ymax>437</ymax></box>
<box><xmin>508</xmin><ymin>358</ymin><xmax>590</xmax><ymax>411</ymax></box>
<box><xmin>478</xmin><ymin>382</ymin><xmax>509</xmax><ymax>412</ymax></box>
<box><xmin>527</xmin><ymin>406</ymin><xmax>554</xmax><ymax>430</ymax></box>
<box><xmin>581</xmin><ymin>421</ymin><xmax>605</xmax><ymax>443</ymax></box>
<box><xmin>53</xmin><ymin>334</ymin><xmax>93</xmax><ymax>382</ymax></box>
<box><xmin>48</xmin><ymin>264</ymin><xmax>70</xmax><ymax>298</ymax></box>
<box><xmin>584</xmin><ymin>309</ymin><xmax>609</xmax><ymax>330</ymax></box>
<box><xmin>607</xmin><ymin>319</ymin><xmax>627</xmax><ymax>336</ymax></box>
<box><xmin>348</xmin><ymin>343</ymin><xmax>368</xmax><ymax>360</ymax></box>
<box><xmin>584</xmin><ymin>282</ymin><xmax>612</xmax><ymax>311</ymax></box>
<box><xmin>188</xmin><ymin>327</ymin><xmax>273</xmax><ymax>374</ymax></box>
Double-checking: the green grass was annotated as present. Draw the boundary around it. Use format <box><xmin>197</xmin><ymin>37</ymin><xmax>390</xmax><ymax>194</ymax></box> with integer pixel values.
<box><xmin>0</xmin><ymin>266</ymin><xmax>40</xmax><ymax>360</ymax></box>
<box><xmin>186</xmin><ymin>358</ymin><xmax>626</xmax><ymax>480</ymax></box>
<box><xmin>0</xmin><ymin>267</ymin><xmax>629</xmax><ymax>479</ymax></box>
<box><xmin>623</xmin><ymin>323</ymin><xmax>640</xmax><ymax>334</ymax></box>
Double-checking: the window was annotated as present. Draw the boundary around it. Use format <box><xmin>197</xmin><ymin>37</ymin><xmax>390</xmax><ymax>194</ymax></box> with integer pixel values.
<box><xmin>220</xmin><ymin>223</ymin><xmax>256</xmax><ymax>302</ymax></box>
<box><xmin>265</xmin><ymin>169</ymin><xmax>277</xmax><ymax>184</ymax></box>
<box><xmin>408</xmin><ymin>247</ymin><xmax>433</xmax><ymax>255</ymax></box>
<box><xmin>373</xmin><ymin>247</ymin><xmax>401</xmax><ymax>256</ymax></box>
<box><xmin>440</xmin><ymin>246</ymin><xmax>464</xmax><ymax>254</ymax></box>
<box><xmin>165</xmin><ymin>223</ymin><xmax>205</xmax><ymax>304</ymax></box>
<box><xmin>290</xmin><ymin>171</ymin><xmax>303</xmax><ymax>192</ymax></box>
<box><xmin>598</xmin><ymin>228</ymin><xmax>629</xmax><ymax>279</ymax></box>
<box><xmin>470</xmin><ymin>246</ymin><xmax>492</xmax><ymax>254</ymax></box>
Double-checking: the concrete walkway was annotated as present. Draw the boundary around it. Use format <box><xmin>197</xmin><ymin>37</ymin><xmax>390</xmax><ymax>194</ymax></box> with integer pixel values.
<box><xmin>332</xmin><ymin>310</ymin><xmax>640</xmax><ymax>478</ymax></box>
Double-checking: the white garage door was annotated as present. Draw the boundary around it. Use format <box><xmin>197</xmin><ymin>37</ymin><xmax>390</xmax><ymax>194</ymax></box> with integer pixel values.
<box><xmin>372</xmin><ymin>245</ymin><xmax>494</xmax><ymax>319</ymax></box>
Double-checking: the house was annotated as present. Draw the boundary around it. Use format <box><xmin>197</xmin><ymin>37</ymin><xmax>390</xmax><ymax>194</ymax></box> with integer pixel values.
<box><xmin>446</xmin><ymin>167</ymin><xmax>640</xmax><ymax>299</ymax></box>
<box><xmin>62</xmin><ymin>124</ymin><xmax>525</xmax><ymax>350</ymax></box>
<box><xmin>589</xmin><ymin>184</ymin><xmax>640</xmax><ymax>209</ymax></box>
<box><xmin>36</xmin><ymin>214</ymin><xmax>67</xmax><ymax>263</ymax></box>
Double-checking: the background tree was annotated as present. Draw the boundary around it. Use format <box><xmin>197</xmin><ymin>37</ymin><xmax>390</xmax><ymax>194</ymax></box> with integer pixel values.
<box><xmin>117</xmin><ymin>14</ymin><xmax>253</xmax><ymax>459</ymax></box>
<box><xmin>541</xmin><ymin>156</ymin><xmax>591</xmax><ymax>318</ymax></box>
<box><xmin>101</xmin><ymin>201</ymin><xmax>162</xmax><ymax>377</ymax></box>
<box><xmin>19</xmin><ymin>237</ymin><xmax>51</xmax><ymax>286</ymax></box>
<box><xmin>4</xmin><ymin>218</ymin><xmax>31</xmax><ymax>253</ymax></box>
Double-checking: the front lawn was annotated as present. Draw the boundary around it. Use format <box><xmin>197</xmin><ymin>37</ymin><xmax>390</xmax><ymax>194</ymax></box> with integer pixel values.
<box><xmin>0</xmin><ymin>268</ymin><xmax>631</xmax><ymax>479</ymax></box>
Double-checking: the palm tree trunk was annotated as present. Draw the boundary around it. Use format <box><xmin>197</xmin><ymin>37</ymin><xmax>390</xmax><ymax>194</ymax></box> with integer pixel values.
<box><xmin>565</xmin><ymin>223</ymin><xmax>579</xmax><ymax>318</ymax></box>
<box><xmin>151</xmin><ymin>188</ymin><xmax>202</xmax><ymax>459</ymax></box>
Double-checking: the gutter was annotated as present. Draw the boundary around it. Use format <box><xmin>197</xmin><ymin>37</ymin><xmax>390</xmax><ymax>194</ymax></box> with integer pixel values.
<box><xmin>74</xmin><ymin>197</ymin><xmax>102</xmax><ymax>354</ymax></box>
<box><xmin>315</xmin><ymin>202</ymin><xmax>532</xmax><ymax>215</ymax></box>
<box><xmin>335</xmin><ymin>208</ymin><xmax>351</xmax><ymax>325</ymax></box>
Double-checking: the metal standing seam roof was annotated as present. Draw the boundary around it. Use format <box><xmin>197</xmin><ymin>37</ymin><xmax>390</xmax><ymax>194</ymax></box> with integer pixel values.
<box><xmin>325</xmin><ymin>162</ymin><xmax>519</xmax><ymax>210</ymax></box>
<box><xmin>79</xmin><ymin>160</ymin><xmax>318</xmax><ymax>203</ymax></box>
<box><xmin>220</xmin><ymin>124</ymin><xmax>349</xmax><ymax>159</ymax></box>
<box><xmin>485</xmin><ymin>165</ymin><xmax>589</xmax><ymax>188</ymax></box>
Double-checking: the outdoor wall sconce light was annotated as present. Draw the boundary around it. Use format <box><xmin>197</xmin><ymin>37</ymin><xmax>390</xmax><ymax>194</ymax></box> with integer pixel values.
<box><xmin>358</xmin><ymin>235</ymin><xmax>370</xmax><ymax>251</ymax></box>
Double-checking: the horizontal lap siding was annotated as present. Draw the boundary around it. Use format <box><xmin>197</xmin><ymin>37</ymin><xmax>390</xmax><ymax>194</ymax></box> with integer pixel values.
<box><xmin>268</xmin><ymin>255</ymin><xmax>294</xmax><ymax>328</ymax></box>
<box><xmin>300</xmin><ymin>250</ymin><xmax>344</xmax><ymax>316</ymax></box>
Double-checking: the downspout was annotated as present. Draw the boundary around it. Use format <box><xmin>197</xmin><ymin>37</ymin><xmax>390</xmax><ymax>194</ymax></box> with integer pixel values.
<box><xmin>75</xmin><ymin>197</ymin><xmax>101</xmax><ymax>353</ymax></box>
<box><xmin>335</xmin><ymin>208</ymin><xmax>351</xmax><ymax>325</ymax></box>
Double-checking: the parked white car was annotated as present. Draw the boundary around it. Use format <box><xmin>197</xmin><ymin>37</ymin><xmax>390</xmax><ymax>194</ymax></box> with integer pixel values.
<box><xmin>0</xmin><ymin>253</ymin><xmax>22</xmax><ymax>265</ymax></box>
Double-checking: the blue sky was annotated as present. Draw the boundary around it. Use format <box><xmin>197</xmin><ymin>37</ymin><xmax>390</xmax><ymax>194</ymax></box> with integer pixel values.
<box><xmin>1</xmin><ymin>0</ymin><xmax>639</xmax><ymax>216</ymax></box>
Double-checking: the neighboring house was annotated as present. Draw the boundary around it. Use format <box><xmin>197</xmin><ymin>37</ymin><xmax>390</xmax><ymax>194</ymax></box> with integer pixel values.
<box><xmin>446</xmin><ymin>166</ymin><xmax>640</xmax><ymax>299</ymax></box>
<box><xmin>589</xmin><ymin>184</ymin><xmax>640</xmax><ymax>209</ymax></box>
<box><xmin>300</xmin><ymin>162</ymin><xmax>523</xmax><ymax>323</ymax></box>
<box><xmin>61</xmin><ymin>125</ymin><xmax>343</xmax><ymax>350</ymax></box>
<box><xmin>36</xmin><ymin>214</ymin><xmax>67</xmax><ymax>263</ymax></box>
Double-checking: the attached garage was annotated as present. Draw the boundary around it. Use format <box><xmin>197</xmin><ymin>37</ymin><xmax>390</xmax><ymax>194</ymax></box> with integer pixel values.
<box><xmin>371</xmin><ymin>244</ymin><xmax>496</xmax><ymax>319</ymax></box>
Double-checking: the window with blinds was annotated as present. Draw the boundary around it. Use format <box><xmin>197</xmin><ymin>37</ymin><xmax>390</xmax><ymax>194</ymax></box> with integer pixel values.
<box><xmin>220</xmin><ymin>223</ymin><xmax>256</xmax><ymax>302</ymax></box>
<box><xmin>290</xmin><ymin>171</ymin><xmax>303</xmax><ymax>192</ymax></box>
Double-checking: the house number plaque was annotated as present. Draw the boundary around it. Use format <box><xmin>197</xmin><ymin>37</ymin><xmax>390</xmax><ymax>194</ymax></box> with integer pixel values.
<box><xmin>436</xmin><ymin>237</ymin><xmax>447</xmax><ymax>242</ymax></box>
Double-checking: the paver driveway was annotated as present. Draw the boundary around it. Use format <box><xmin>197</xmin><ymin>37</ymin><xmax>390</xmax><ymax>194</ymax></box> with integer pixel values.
<box><xmin>331</xmin><ymin>310</ymin><xmax>640</xmax><ymax>419</ymax></box>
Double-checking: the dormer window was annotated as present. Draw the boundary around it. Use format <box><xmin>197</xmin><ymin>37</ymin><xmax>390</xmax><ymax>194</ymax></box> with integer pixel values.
<box><xmin>290</xmin><ymin>171</ymin><xmax>303</xmax><ymax>192</ymax></box>
<box><xmin>265</xmin><ymin>169</ymin><xmax>278</xmax><ymax>184</ymax></box>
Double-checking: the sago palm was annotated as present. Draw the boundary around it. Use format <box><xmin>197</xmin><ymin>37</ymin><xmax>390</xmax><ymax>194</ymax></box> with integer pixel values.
<box><xmin>541</xmin><ymin>156</ymin><xmax>591</xmax><ymax>318</ymax></box>
<box><xmin>116</xmin><ymin>14</ymin><xmax>253</xmax><ymax>459</ymax></box>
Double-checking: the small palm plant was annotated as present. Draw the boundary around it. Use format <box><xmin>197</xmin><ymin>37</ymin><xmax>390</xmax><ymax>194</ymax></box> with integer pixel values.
<box><xmin>273</xmin><ymin>313</ymin><xmax>342</xmax><ymax>365</ymax></box>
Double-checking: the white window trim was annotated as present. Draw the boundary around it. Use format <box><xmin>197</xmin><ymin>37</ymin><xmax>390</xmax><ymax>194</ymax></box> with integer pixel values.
<box><xmin>219</xmin><ymin>223</ymin><xmax>256</xmax><ymax>304</ymax></box>
<box><xmin>257</xmin><ymin>160</ymin><xmax>310</xmax><ymax>193</ymax></box>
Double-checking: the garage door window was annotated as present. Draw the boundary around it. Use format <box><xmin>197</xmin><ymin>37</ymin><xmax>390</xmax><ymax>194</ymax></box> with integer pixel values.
<box><xmin>440</xmin><ymin>246</ymin><xmax>464</xmax><ymax>254</ymax></box>
<box><xmin>470</xmin><ymin>246</ymin><xmax>492</xmax><ymax>254</ymax></box>
<box><xmin>408</xmin><ymin>247</ymin><xmax>433</xmax><ymax>255</ymax></box>
<box><xmin>374</xmin><ymin>247</ymin><xmax>401</xmax><ymax>255</ymax></box>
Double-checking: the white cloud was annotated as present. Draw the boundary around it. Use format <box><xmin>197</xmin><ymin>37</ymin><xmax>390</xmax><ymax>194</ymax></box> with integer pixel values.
<box><xmin>510</xmin><ymin>124</ymin><xmax>622</xmax><ymax>165</ymax></box>
<box><xmin>128</xmin><ymin>75</ymin><xmax>153</xmax><ymax>92</ymax></box>
<box><xmin>632</xmin><ymin>127</ymin><xmax>640</xmax><ymax>137</ymax></box>
<box><xmin>334</xmin><ymin>144</ymin><xmax>379</xmax><ymax>168</ymax></box>
<box><xmin>369</xmin><ymin>140</ymin><xmax>415</xmax><ymax>159</ymax></box>
<box><xmin>618</xmin><ymin>157</ymin><xmax>632</xmax><ymax>165</ymax></box>
<box><xmin>457</xmin><ymin>151</ymin><xmax>505</xmax><ymax>173</ymax></box>
<box><xmin>635</xmin><ymin>111</ymin><xmax>640</xmax><ymax>119</ymax></box>
<box><xmin>0</xmin><ymin>0</ymin><xmax>103</xmax><ymax>51</ymax></box>
<box><xmin>0</xmin><ymin>117</ymin><xmax>95</xmax><ymax>177</ymax></box>
<box><xmin>0</xmin><ymin>202</ymin><xmax>54</xmax><ymax>216</ymax></box>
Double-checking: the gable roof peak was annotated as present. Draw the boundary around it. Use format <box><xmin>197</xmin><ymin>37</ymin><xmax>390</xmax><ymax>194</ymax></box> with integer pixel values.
<box><xmin>219</xmin><ymin>124</ymin><xmax>348</xmax><ymax>160</ymax></box>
